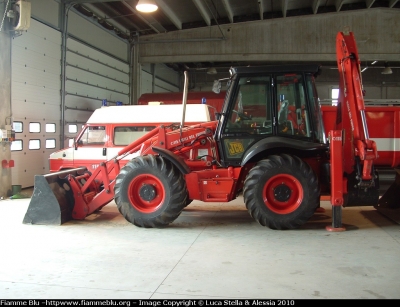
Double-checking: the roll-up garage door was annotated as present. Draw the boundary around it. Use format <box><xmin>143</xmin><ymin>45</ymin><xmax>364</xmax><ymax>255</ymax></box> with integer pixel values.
<box><xmin>64</xmin><ymin>38</ymin><xmax>130</xmax><ymax>148</ymax></box>
<box><xmin>11</xmin><ymin>19</ymin><xmax>61</xmax><ymax>188</ymax></box>
<box><xmin>11</xmin><ymin>19</ymin><xmax>130</xmax><ymax>188</ymax></box>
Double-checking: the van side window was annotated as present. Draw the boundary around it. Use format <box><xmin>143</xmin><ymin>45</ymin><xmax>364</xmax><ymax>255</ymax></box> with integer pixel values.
<box><xmin>80</xmin><ymin>126</ymin><xmax>106</xmax><ymax>145</ymax></box>
<box><xmin>114</xmin><ymin>126</ymin><xmax>156</xmax><ymax>146</ymax></box>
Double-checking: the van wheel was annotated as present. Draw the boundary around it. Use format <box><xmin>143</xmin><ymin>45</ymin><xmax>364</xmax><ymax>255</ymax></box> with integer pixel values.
<box><xmin>243</xmin><ymin>154</ymin><xmax>319</xmax><ymax>230</ymax></box>
<box><xmin>114</xmin><ymin>155</ymin><xmax>187</xmax><ymax>228</ymax></box>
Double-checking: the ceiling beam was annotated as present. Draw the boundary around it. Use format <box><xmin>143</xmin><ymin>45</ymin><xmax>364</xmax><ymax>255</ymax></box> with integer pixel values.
<box><xmin>221</xmin><ymin>0</ymin><xmax>234</xmax><ymax>23</ymax></box>
<box><xmin>282</xmin><ymin>0</ymin><xmax>288</xmax><ymax>18</ymax></box>
<box><xmin>157</xmin><ymin>0</ymin><xmax>182</xmax><ymax>30</ymax></box>
<box><xmin>122</xmin><ymin>1</ymin><xmax>166</xmax><ymax>34</ymax></box>
<box><xmin>366</xmin><ymin>0</ymin><xmax>376</xmax><ymax>8</ymax></box>
<box><xmin>192</xmin><ymin>0</ymin><xmax>211</xmax><ymax>26</ymax></box>
<box><xmin>258</xmin><ymin>0</ymin><xmax>265</xmax><ymax>20</ymax></box>
<box><xmin>63</xmin><ymin>0</ymin><xmax>121</xmax><ymax>3</ymax></box>
<box><xmin>83</xmin><ymin>3</ymin><xmax>132</xmax><ymax>33</ymax></box>
<box><xmin>312</xmin><ymin>0</ymin><xmax>321</xmax><ymax>14</ymax></box>
<box><xmin>335</xmin><ymin>0</ymin><xmax>345</xmax><ymax>11</ymax></box>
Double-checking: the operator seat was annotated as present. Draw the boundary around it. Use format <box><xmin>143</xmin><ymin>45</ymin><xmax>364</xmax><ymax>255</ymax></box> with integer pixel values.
<box><xmin>278</xmin><ymin>100</ymin><xmax>294</xmax><ymax>134</ymax></box>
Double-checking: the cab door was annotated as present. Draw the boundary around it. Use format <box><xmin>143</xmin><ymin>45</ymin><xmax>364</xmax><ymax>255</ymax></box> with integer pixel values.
<box><xmin>275</xmin><ymin>73</ymin><xmax>314</xmax><ymax>138</ymax></box>
<box><xmin>216</xmin><ymin>71</ymin><xmax>324</xmax><ymax>167</ymax></box>
<box><xmin>73</xmin><ymin>125</ymin><xmax>107</xmax><ymax>172</ymax></box>
<box><xmin>218</xmin><ymin>75</ymin><xmax>273</xmax><ymax>166</ymax></box>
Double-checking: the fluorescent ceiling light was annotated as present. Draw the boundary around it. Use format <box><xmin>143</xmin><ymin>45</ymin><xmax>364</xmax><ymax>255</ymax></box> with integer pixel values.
<box><xmin>136</xmin><ymin>0</ymin><xmax>158</xmax><ymax>13</ymax></box>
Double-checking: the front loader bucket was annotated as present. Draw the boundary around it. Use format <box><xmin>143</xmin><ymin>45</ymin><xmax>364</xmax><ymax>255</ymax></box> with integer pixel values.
<box><xmin>375</xmin><ymin>168</ymin><xmax>400</xmax><ymax>225</ymax></box>
<box><xmin>23</xmin><ymin>168</ymin><xmax>87</xmax><ymax>225</ymax></box>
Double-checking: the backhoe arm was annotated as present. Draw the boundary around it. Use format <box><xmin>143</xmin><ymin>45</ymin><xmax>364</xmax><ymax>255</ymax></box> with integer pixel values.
<box><xmin>328</xmin><ymin>31</ymin><xmax>380</xmax><ymax>231</ymax></box>
<box><xmin>335</xmin><ymin>30</ymin><xmax>378</xmax><ymax>181</ymax></box>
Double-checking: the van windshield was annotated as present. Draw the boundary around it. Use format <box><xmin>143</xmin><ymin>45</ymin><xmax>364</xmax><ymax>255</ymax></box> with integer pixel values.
<box><xmin>114</xmin><ymin>126</ymin><xmax>156</xmax><ymax>146</ymax></box>
<box><xmin>79</xmin><ymin>126</ymin><xmax>106</xmax><ymax>145</ymax></box>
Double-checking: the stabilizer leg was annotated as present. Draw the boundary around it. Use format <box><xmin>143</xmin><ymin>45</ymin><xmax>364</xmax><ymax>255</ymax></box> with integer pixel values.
<box><xmin>326</xmin><ymin>205</ymin><xmax>346</xmax><ymax>232</ymax></box>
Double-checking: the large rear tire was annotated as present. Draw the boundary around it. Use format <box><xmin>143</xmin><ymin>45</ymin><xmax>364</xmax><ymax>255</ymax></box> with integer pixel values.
<box><xmin>243</xmin><ymin>154</ymin><xmax>319</xmax><ymax>230</ymax></box>
<box><xmin>114</xmin><ymin>155</ymin><xmax>187</xmax><ymax>228</ymax></box>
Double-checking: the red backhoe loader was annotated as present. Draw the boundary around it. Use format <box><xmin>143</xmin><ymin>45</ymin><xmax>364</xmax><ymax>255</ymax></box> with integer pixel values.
<box><xmin>23</xmin><ymin>31</ymin><xmax>400</xmax><ymax>230</ymax></box>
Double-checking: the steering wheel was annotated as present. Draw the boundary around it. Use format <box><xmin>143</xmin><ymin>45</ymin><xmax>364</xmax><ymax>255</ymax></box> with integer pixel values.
<box><xmin>233</xmin><ymin>110</ymin><xmax>252</xmax><ymax>121</ymax></box>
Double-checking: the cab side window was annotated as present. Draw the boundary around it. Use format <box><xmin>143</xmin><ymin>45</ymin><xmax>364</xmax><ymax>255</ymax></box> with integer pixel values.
<box><xmin>224</xmin><ymin>76</ymin><xmax>272</xmax><ymax>135</ymax></box>
<box><xmin>276</xmin><ymin>74</ymin><xmax>311</xmax><ymax>137</ymax></box>
<box><xmin>222</xmin><ymin>76</ymin><xmax>271</xmax><ymax>160</ymax></box>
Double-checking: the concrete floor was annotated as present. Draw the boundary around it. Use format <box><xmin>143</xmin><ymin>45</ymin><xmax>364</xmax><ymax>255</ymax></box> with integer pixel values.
<box><xmin>1</xmin><ymin>188</ymin><xmax>400</xmax><ymax>300</ymax></box>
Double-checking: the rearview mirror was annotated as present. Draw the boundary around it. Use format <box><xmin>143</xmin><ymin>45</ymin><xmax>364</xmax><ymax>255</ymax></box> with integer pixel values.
<box><xmin>74</xmin><ymin>139</ymin><xmax>83</xmax><ymax>150</ymax></box>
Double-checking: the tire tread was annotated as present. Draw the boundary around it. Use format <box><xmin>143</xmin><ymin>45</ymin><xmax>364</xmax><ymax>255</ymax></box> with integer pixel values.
<box><xmin>243</xmin><ymin>154</ymin><xmax>319</xmax><ymax>230</ymax></box>
<box><xmin>114</xmin><ymin>155</ymin><xmax>187</xmax><ymax>228</ymax></box>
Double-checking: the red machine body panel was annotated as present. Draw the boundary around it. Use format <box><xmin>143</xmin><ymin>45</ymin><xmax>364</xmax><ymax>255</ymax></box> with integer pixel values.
<box><xmin>322</xmin><ymin>105</ymin><xmax>400</xmax><ymax>167</ymax></box>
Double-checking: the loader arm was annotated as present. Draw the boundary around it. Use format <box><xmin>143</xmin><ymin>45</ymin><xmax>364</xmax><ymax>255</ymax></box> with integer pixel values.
<box><xmin>23</xmin><ymin>120</ymin><xmax>219</xmax><ymax>224</ymax></box>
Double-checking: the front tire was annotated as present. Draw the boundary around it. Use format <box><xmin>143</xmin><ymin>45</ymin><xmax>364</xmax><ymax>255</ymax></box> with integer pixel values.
<box><xmin>114</xmin><ymin>155</ymin><xmax>187</xmax><ymax>228</ymax></box>
<box><xmin>243</xmin><ymin>154</ymin><xmax>319</xmax><ymax>230</ymax></box>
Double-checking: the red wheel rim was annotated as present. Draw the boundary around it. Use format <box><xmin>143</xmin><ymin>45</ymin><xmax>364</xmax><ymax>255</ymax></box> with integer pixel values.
<box><xmin>128</xmin><ymin>174</ymin><xmax>165</xmax><ymax>213</ymax></box>
<box><xmin>262</xmin><ymin>174</ymin><xmax>303</xmax><ymax>214</ymax></box>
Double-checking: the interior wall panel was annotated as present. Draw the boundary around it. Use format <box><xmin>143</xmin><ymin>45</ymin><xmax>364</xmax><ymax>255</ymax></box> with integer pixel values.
<box><xmin>64</xmin><ymin>38</ymin><xmax>130</xmax><ymax>146</ymax></box>
<box><xmin>66</xmin><ymin>66</ymin><xmax>128</xmax><ymax>95</ymax></box>
<box><xmin>155</xmin><ymin>64</ymin><xmax>180</xmax><ymax>87</ymax></box>
<box><xmin>154</xmin><ymin>78</ymin><xmax>179</xmax><ymax>93</ymax></box>
<box><xmin>31</xmin><ymin>0</ymin><xmax>59</xmax><ymax>28</ymax></box>
<box><xmin>11</xmin><ymin>19</ymin><xmax>62</xmax><ymax>188</ymax></box>
<box><xmin>139</xmin><ymin>64</ymin><xmax>180</xmax><ymax>97</ymax></box>
<box><xmin>67</xmin><ymin>39</ymin><xmax>129</xmax><ymax>76</ymax></box>
<box><xmin>140</xmin><ymin>71</ymin><xmax>153</xmax><ymax>96</ymax></box>
<box><xmin>68</xmin><ymin>11</ymin><xmax>128</xmax><ymax>61</ymax></box>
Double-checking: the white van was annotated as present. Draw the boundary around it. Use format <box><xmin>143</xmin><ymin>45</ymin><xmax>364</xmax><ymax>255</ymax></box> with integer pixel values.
<box><xmin>49</xmin><ymin>104</ymin><xmax>216</xmax><ymax>173</ymax></box>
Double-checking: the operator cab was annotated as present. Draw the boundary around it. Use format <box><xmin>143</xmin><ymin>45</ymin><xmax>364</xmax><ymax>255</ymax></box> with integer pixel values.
<box><xmin>214</xmin><ymin>64</ymin><xmax>327</xmax><ymax>167</ymax></box>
